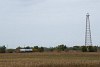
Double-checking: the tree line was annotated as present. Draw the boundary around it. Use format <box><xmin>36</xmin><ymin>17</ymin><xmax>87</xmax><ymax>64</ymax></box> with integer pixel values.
<box><xmin>0</xmin><ymin>45</ymin><xmax>99</xmax><ymax>53</ymax></box>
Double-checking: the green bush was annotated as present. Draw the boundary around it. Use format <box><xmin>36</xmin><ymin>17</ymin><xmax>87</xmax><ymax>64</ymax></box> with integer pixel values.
<box><xmin>0</xmin><ymin>46</ymin><xmax>6</xmax><ymax>53</ymax></box>
<box><xmin>88</xmin><ymin>46</ymin><xmax>97</xmax><ymax>52</ymax></box>
<box><xmin>73</xmin><ymin>46</ymin><xmax>81</xmax><ymax>50</ymax></box>
<box><xmin>32</xmin><ymin>46</ymin><xmax>44</xmax><ymax>52</ymax></box>
<box><xmin>56</xmin><ymin>44</ymin><xmax>67</xmax><ymax>51</ymax></box>
<box><xmin>81</xmin><ymin>46</ymin><xmax>97</xmax><ymax>52</ymax></box>
<box><xmin>88</xmin><ymin>46</ymin><xmax>94</xmax><ymax>52</ymax></box>
<box><xmin>81</xmin><ymin>46</ymin><xmax>87</xmax><ymax>52</ymax></box>
<box><xmin>7</xmin><ymin>49</ymin><xmax>15</xmax><ymax>53</ymax></box>
<box><xmin>38</xmin><ymin>47</ymin><xmax>44</xmax><ymax>52</ymax></box>
<box><xmin>94</xmin><ymin>46</ymin><xmax>98</xmax><ymax>52</ymax></box>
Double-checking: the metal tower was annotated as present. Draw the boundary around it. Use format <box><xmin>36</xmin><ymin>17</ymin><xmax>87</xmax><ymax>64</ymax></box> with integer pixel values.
<box><xmin>85</xmin><ymin>13</ymin><xmax>92</xmax><ymax>46</ymax></box>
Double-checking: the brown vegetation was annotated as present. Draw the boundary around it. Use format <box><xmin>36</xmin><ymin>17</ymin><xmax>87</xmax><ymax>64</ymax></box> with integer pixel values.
<box><xmin>0</xmin><ymin>52</ymin><xmax>100</xmax><ymax>67</ymax></box>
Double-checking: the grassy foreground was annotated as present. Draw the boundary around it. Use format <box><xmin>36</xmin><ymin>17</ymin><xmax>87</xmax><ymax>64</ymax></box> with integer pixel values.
<box><xmin>0</xmin><ymin>52</ymin><xmax>100</xmax><ymax>67</ymax></box>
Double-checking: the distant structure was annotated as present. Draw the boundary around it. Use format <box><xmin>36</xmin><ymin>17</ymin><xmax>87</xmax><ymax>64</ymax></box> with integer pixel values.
<box><xmin>85</xmin><ymin>13</ymin><xmax>92</xmax><ymax>46</ymax></box>
<box><xmin>20</xmin><ymin>49</ymin><xmax>33</xmax><ymax>53</ymax></box>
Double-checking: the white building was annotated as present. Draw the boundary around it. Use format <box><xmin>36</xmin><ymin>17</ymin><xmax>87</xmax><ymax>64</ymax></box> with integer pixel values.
<box><xmin>20</xmin><ymin>49</ymin><xmax>33</xmax><ymax>52</ymax></box>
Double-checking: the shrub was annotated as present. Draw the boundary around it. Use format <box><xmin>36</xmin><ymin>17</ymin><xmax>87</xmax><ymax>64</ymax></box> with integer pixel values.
<box><xmin>73</xmin><ymin>46</ymin><xmax>81</xmax><ymax>50</ymax></box>
<box><xmin>88</xmin><ymin>46</ymin><xmax>97</xmax><ymax>52</ymax></box>
<box><xmin>7</xmin><ymin>49</ymin><xmax>15</xmax><ymax>53</ymax></box>
<box><xmin>81</xmin><ymin>46</ymin><xmax>97</xmax><ymax>52</ymax></box>
<box><xmin>0</xmin><ymin>45</ymin><xmax>6</xmax><ymax>53</ymax></box>
<box><xmin>81</xmin><ymin>46</ymin><xmax>87</xmax><ymax>52</ymax></box>
<box><xmin>56</xmin><ymin>44</ymin><xmax>67</xmax><ymax>51</ymax></box>
<box><xmin>38</xmin><ymin>47</ymin><xmax>44</xmax><ymax>52</ymax></box>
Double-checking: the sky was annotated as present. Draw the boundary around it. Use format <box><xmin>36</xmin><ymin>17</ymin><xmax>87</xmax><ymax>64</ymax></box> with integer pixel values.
<box><xmin>0</xmin><ymin>0</ymin><xmax>100</xmax><ymax>48</ymax></box>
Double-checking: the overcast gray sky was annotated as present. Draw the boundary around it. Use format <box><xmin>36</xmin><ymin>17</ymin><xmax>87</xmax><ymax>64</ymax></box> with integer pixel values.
<box><xmin>0</xmin><ymin>0</ymin><xmax>100</xmax><ymax>48</ymax></box>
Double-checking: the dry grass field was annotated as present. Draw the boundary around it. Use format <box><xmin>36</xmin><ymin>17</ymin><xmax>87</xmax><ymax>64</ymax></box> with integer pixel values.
<box><xmin>0</xmin><ymin>52</ymin><xmax>100</xmax><ymax>67</ymax></box>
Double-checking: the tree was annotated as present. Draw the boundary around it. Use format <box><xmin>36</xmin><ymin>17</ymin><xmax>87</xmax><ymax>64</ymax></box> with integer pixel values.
<box><xmin>0</xmin><ymin>45</ymin><xmax>6</xmax><ymax>53</ymax></box>
<box><xmin>81</xmin><ymin>46</ymin><xmax>87</xmax><ymax>52</ymax></box>
<box><xmin>16</xmin><ymin>46</ymin><xmax>22</xmax><ymax>53</ymax></box>
<box><xmin>49</xmin><ymin>47</ymin><xmax>54</xmax><ymax>52</ymax></box>
<box><xmin>94</xmin><ymin>46</ymin><xmax>97</xmax><ymax>52</ymax></box>
<box><xmin>94</xmin><ymin>46</ymin><xmax>98</xmax><ymax>52</ymax></box>
<box><xmin>88</xmin><ymin>46</ymin><xmax>97</xmax><ymax>52</ymax></box>
<box><xmin>38</xmin><ymin>47</ymin><xmax>44</xmax><ymax>52</ymax></box>
<box><xmin>81</xmin><ymin>46</ymin><xmax>97</xmax><ymax>52</ymax></box>
<box><xmin>32</xmin><ymin>46</ymin><xmax>39</xmax><ymax>52</ymax></box>
<box><xmin>88</xmin><ymin>46</ymin><xmax>94</xmax><ymax>52</ymax></box>
<box><xmin>73</xmin><ymin>46</ymin><xmax>81</xmax><ymax>50</ymax></box>
<box><xmin>34</xmin><ymin>46</ymin><xmax>38</xmax><ymax>49</ymax></box>
<box><xmin>7</xmin><ymin>49</ymin><xmax>15</xmax><ymax>53</ymax></box>
<box><xmin>56</xmin><ymin>44</ymin><xmax>67</xmax><ymax>51</ymax></box>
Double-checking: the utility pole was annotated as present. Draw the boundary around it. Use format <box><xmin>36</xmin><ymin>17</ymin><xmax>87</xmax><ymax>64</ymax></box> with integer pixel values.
<box><xmin>85</xmin><ymin>13</ymin><xmax>92</xmax><ymax>46</ymax></box>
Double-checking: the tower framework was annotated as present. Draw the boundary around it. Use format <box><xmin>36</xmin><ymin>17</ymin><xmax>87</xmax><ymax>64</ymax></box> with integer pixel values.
<box><xmin>85</xmin><ymin>13</ymin><xmax>92</xmax><ymax>46</ymax></box>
